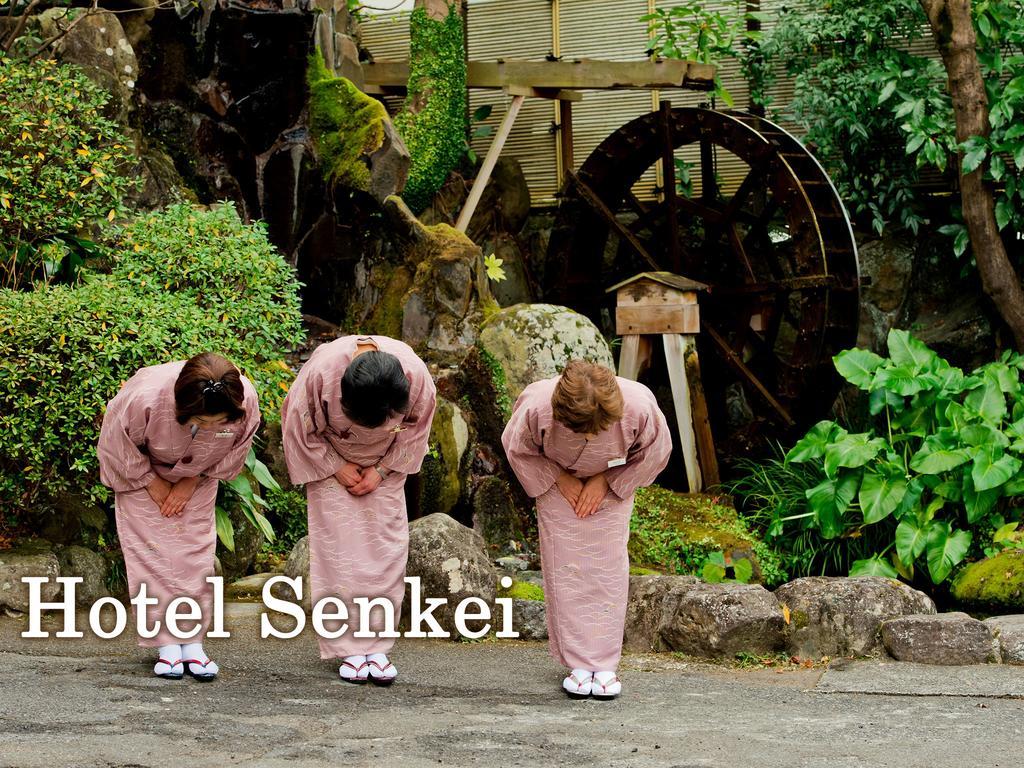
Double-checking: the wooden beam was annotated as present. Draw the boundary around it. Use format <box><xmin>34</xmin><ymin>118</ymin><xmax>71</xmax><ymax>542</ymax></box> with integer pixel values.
<box><xmin>364</xmin><ymin>58</ymin><xmax>716</xmax><ymax>91</ymax></box>
<box><xmin>505</xmin><ymin>84</ymin><xmax>582</xmax><ymax>101</ymax></box>
<box><xmin>658</xmin><ymin>100</ymin><xmax>681</xmax><ymax>273</ymax></box>
<box><xmin>456</xmin><ymin>94</ymin><xmax>525</xmax><ymax>233</ymax></box>
<box><xmin>567</xmin><ymin>170</ymin><xmax>660</xmax><ymax>272</ymax></box>
<box><xmin>559</xmin><ymin>99</ymin><xmax>574</xmax><ymax>177</ymax></box>
<box><xmin>664</xmin><ymin>334</ymin><xmax>703</xmax><ymax>492</ymax></box>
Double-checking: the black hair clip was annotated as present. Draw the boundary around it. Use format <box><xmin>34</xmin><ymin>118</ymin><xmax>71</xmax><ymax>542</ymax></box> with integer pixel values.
<box><xmin>202</xmin><ymin>379</ymin><xmax>225</xmax><ymax>395</ymax></box>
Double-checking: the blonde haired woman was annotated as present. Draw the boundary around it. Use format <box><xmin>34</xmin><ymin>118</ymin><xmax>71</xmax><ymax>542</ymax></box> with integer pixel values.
<box><xmin>502</xmin><ymin>360</ymin><xmax>671</xmax><ymax>699</ymax></box>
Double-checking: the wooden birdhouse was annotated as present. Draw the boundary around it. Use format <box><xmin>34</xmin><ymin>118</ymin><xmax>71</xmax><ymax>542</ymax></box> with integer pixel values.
<box><xmin>606</xmin><ymin>271</ymin><xmax>708</xmax><ymax>336</ymax></box>
<box><xmin>606</xmin><ymin>271</ymin><xmax>717</xmax><ymax>492</ymax></box>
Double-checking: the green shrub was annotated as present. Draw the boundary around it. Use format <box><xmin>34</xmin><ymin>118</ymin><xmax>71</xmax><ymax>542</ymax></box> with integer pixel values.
<box><xmin>783</xmin><ymin>329</ymin><xmax>1024</xmax><ymax>585</ymax></box>
<box><xmin>263</xmin><ymin>486</ymin><xmax>308</xmax><ymax>555</ymax></box>
<box><xmin>0</xmin><ymin>56</ymin><xmax>136</xmax><ymax>287</ymax></box>
<box><xmin>111</xmin><ymin>202</ymin><xmax>304</xmax><ymax>357</ymax></box>
<box><xmin>629</xmin><ymin>485</ymin><xmax>787</xmax><ymax>587</ymax></box>
<box><xmin>498</xmin><ymin>580</ymin><xmax>545</xmax><ymax>601</ymax></box>
<box><xmin>0</xmin><ymin>204</ymin><xmax>304</xmax><ymax>514</ymax></box>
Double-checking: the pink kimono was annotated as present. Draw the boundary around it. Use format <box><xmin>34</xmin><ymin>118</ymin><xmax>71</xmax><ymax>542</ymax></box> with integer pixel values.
<box><xmin>502</xmin><ymin>376</ymin><xmax>671</xmax><ymax>671</ymax></box>
<box><xmin>97</xmin><ymin>361</ymin><xmax>261</xmax><ymax>647</ymax></box>
<box><xmin>280</xmin><ymin>335</ymin><xmax>436</xmax><ymax>659</ymax></box>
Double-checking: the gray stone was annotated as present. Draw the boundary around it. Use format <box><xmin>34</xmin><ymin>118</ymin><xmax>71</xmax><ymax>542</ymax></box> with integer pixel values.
<box><xmin>405</xmin><ymin>513</ymin><xmax>498</xmax><ymax>636</ymax></box>
<box><xmin>368</xmin><ymin>112</ymin><xmax>409</xmax><ymax>202</ymax></box>
<box><xmin>774</xmin><ymin>576</ymin><xmax>936</xmax><ymax>659</ymax></box>
<box><xmin>0</xmin><ymin>541</ymin><xmax>60</xmax><ymax>613</ymax></box>
<box><xmin>881</xmin><ymin>612</ymin><xmax>1000</xmax><ymax>665</ymax></box>
<box><xmin>466</xmin><ymin>158</ymin><xmax>532</xmax><ymax>241</ymax></box>
<box><xmin>486</xmin><ymin>235</ymin><xmax>534</xmax><ymax>307</ymax></box>
<box><xmin>226</xmin><ymin>572</ymin><xmax>279</xmax><ymax>602</ymax></box>
<box><xmin>983</xmin><ymin>615</ymin><xmax>1024</xmax><ymax>664</ymax></box>
<box><xmin>478</xmin><ymin>303</ymin><xmax>615</xmax><ymax>399</ymax></box>
<box><xmin>495</xmin><ymin>555</ymin><xmax>530</xmax><ymax>572</ymax></box>
<box><xmin>511</xmin><ymin>599</ymin><xmax>547</xmax><ymax>640</ymax></box>
<box><xmin>624</xmin><ymin>575</ymin><xmax>697</xmax><ymax>653</ymax></box>
<box><xmin>55</xmin><ymin>545</ymin><xmax>110</xmax><ymax>607</ymax></box>
<box><xmin>417</xmin><ymin>397</ymin><xmax>471</xmax><ymax>518</ymax></box>
<box><xmin>660</xmin><ymin>580</ymin><xmax>787</xmax><ymax>658</ymax></box>
<box><xmin>272</xmin><ymin>535</ymin><xmax>310</xmax><ymax>611</ymax></box>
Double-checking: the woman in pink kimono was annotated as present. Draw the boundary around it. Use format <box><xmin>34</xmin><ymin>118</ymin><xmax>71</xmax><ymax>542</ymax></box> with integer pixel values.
<box><xmin>97</xmin><ymin>352</ymin><xmax>261</xmax><ymax>681</ymax></box>
<box><xmin>502</xmin><ymin>360</ymin><xmax>671</xmax><ymax>699</ymax></box>
<box><xmin>280</xmin><ymin>335</ymin><xmax>435</xmax><ymax>686</ymax></box>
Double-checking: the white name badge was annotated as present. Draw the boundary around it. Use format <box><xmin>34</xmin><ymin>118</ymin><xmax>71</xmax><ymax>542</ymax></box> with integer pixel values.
<box><xmin>607</xmin><ymin>457</ymin><xmax>627</xmax><ymax>468</ymax></box>
<box><xmin>215</xmin><ymin>430</ymin><xmax>235</xmax><ymax>439</ymax></box>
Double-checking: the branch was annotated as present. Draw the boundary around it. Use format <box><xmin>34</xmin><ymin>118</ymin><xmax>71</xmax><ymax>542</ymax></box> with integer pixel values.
<box><xmin>2</xmin><ymin>0</ymin><xmax>42</xmax><ymax>54</ymax></box>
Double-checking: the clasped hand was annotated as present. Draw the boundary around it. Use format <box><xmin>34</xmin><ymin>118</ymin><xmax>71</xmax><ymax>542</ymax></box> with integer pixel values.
<box><xmin>335</xmin><ymin>461</ymin><xmax>383</xmax><ymax>496</ymax></box>
<box><xmin>148</xmin><ymin>476</ymin><xmax>199</xmax><ymax>517</ymax></box>
<box><xmin>556</xmin><ymin>471</ymin><xmax>609</xmax><ymax>518</ymax></box>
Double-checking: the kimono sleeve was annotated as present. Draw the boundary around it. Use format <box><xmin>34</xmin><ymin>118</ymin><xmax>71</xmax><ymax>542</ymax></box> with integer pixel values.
<box><xmin>97</xmin><ymin>386</ymin><xmax>157</xmax><ymax>493</ymax></box>
<box><xmin>202</xmin><ymin>380</ymin><xmax>262</xmax><ymax>481</ymax></box>
<box><xmin>604</xmin><ymin>389</ymin><xmax>672</xmax><ymax>500</ymax></box>
<box><xmin>280</xmin><ymin>366</ymin><xmax>347</xmax><ymax>485</ymax></box>
<box><xmin>378</xmin><ymin>359</ymin><xmax>437</xmax><ymax>476</ymax></box>
<box><xmin>501</xmin><ymin>391</ymin><xmax>563</xmax><ymax>499</ymax></box>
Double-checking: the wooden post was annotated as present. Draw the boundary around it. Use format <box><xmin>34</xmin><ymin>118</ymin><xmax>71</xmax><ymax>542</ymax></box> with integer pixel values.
<box><xmin>455</xmin><ymin>93</ymin><xmax>525</xmax><ymax>232</ymax></box>
<box><xmin>663</xmin><ymin>334</ymin><xmax>702</xmax><ymax>491</ymax></box>
<box><xmin>559</xmin><ymin>99</ymin><xmax>575</xmax><ymax>177</ymax></box>
<box><xmin>658</xmin><ymin>100</ymin><xmax>681</xmax><ymax>273</ymax></box>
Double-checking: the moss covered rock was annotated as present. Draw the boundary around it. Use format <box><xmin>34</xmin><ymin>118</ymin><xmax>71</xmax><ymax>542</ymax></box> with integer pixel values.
<box><xmin>628</xmin><ymin>487</ymin><xmax>787</xmax><ymax>587</ymax></box>
<box><xmin>952</xmin><ymin>550</ymin><xmax>1024</xmax><ymax>612</ymax></box>
<box><xmin>478</xmin><ymin>303</ymin><xmax>614</xmax><ymax>399</ymax></box>
<box><xmin>418</xmin><ymin>397</ymin><xmax>472</xmax><ymax>518</ymax></box>
<box><xmin>499</xmin><ymin>580</ymin><xmax>545</xmax><ymax>601</ymax></box>
<box><xmin>471</xmin><ymin>475</ymin><xmax>525</xmax><ymax>552</ymax></box>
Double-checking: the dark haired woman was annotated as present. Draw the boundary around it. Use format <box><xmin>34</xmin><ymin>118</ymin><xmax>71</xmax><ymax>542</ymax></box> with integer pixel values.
<box><xmin>501</xmin><ymin>360</ymin><xmax>671</xmax><ymax>700</ymax></box>
<box><xmin>281</xmin><ymin>335</ymin><xmax>435</xmax><ymax>685</ymax></box>
<box><xmin>98</xmin><ymin>353</ymin><xmax>261</xmax><ymax>680</ymax></box>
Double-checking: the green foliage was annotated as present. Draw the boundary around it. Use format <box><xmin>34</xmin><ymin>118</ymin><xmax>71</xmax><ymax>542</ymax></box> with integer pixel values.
<box><xmin>629</xmin><ymin>485</ymin><xmax>787</xmax><ymax>587</ymax></box>
<box><xmin>111</xmin><ymin>202</ymin><xmax>304</xmax><ymax>363</ymax></box>
<box><xmin>307</xmin><ymin>52</ymin><xmax>388</xmax><ymax>191</ymax></box>
<box><xmin>263</xmin><ymin>485</ymin><xmax>308</xmax><ymax>555</ymax></box>
<box><xmin>478</xmin><ymin>345</ymin><xmax>512</xmax><ymax>421</ymax></box>
<box><xmin>0</xmin><ymin>204</ymin><xmax>304</xmax><ymax>514</ymax></box>
<box><xmin>394</xmin><ymin>4</ymin><xmax>468</xmax><ymax>212</ymax></box>
<box><xmin>0</xmin><ymin>55</ymin><xmax>136</xmax><ymax>288</ymax></box>
<box><xmin>784</xmin><ymin>329</ymin><xmax>1024</xmax><ymax>585</ymax></box>
<box><xmin>641</xmin><ymin>0</ymin><xmax>763</xmax><ymax>107</ymax></box>
<box><xmin>700</xmin><ymin>550</ymin><xmax>754</xmax><ymax>584</ymax></box>
<box><xmin>497</xmin><ymin>580</ymin><xmax>545</xmax><ymax>601</ymax></box>
<box><xmin>215</xmin><ymin>447</ymin><xmax>278</xmax><ymax>552</ymax></box>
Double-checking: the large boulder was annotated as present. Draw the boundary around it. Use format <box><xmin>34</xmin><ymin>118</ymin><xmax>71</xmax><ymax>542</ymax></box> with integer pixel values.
<box><xmin>624</xmin><ymin>575</ymin><xmax>786</xmax><ymax>658</ymax></box>
<box><xmin>880</xmin><ymin>613</ymin><xmax>1000</xmax><ymax>665</ymax></box>
<box><xmin>0</xmin><ymin>541</ymin><xmax>60</xmax><ymax>613</ymax></box>
<box><xmin>855</xmin><ymin>235</ymin><xmax>915</xmax><ymax>353</ymax></box>
<box><xmin>55</xmin><ymin>545</ymin><xmax>110</xmax><ymax>607</ymax></box>
<box><xmin>774</xmin><ymin>577</ymin><xmax>936</xmax><ymax>659</ymax></box>
<box><xmin>951</xmin><ymin>550</ymin><xmax>1024</xmax><ymax>612</ymax></box>
<box><xmin>405</xmin><ymin>513</ymin><xmax>498</xmax><ymax>636</ymax></box>
<box><xmin>511</xmin><ymin>599</ymin><xmax>547</xmax><ymax>640</ymax></box>
<box><xmin>478</xmin><ymin>303</ymin><xmax>615</xmax><ymax>399</ymax></box>
<box><xmin>984</xmin><ymin>615</ymin><xmax>1024</xmax><ymax>664</ymax></box>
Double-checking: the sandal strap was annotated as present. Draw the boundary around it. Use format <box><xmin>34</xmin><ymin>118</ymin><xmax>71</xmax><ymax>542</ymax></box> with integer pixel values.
<box><xmin>341</xmin><ymin>660</ymin><xmax>368</xmax><ymax>672</ymax></box>
<box><xmin>367</xmin><ymin>660</ymin><xmax>395</xmax><ymax>673</ymax></box>
<box><xmin>568</xmin><ymin>672</ymin><xmax>592</xmax><ymax>689</ymax></box>
<box><xmin>157</xmin><ymin>658</ymin><xmax>183</xmax><ymax>667</ymax></box>
<box><xmin>184</xmin><ymin>657</ymin><xmax>212</xmax><ymax>668</ymax></box>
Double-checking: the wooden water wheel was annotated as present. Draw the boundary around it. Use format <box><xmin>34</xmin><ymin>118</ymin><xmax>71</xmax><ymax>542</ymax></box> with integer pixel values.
<box><xmin>545</xmin><ymin>105</ymin><xmax>861</xmax><ymax>461</ymax></box>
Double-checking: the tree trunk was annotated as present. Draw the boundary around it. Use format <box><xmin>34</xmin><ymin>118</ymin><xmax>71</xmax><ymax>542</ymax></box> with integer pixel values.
<box><xmin>920</xmin><ymin>0</ymin><xmax>1024</xmax><ymax>349</ymax></box>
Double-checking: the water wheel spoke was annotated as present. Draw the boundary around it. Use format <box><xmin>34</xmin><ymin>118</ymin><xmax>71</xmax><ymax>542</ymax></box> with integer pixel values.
<box><xmin>705</xmin><ymin>322</ymin><xmax>795</xmax><ymax>427</ymax></box>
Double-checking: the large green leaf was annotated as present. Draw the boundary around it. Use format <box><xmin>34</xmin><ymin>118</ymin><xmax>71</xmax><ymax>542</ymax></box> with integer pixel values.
<box><xmin>834</xmin><ymin>348</ymin><xmax>885</xmax><ymax>389</ymax></box>
<box><xmin>872</xmin><ymin>365</ymin><xmax>930</xmax><ymax>396</ymax></box>
<box><xmin>215</xmin><ymin>504</ymin><xmax>235</xmax><ymax>553</ymax></box>
<box><xmin>787</xmin><ymin>420</ymin><xmax>845</xmax><ymax>463</ymax></box>
<box><xmin>887</xmin><ymin>329</ymin><xmax>937</xmax><ymax>371</ymax></box>
<box><xmin>849</xmin><ymin>555</ymin><xmax>898</xmax><ymax>578</ymax></box>
<box><xmin>909</xmin><ymin>434</ymin><xmax>970</xmax><ymax>475</ymax></box>
<box><xmin>971</xmin><ymin>446</ymin><xmax>1021</xmax><ymax>492</ymax></box>
<box><xmin>925</xmin><ymin>522</ymin><xmax>971</xmax><ymax>584</ymax></box>
<box><xmin>859</xmin><ymin>470</ymin><xmax>908</xmax><ymax>524</ymax></box>
<box><xmin>895</xmin><ymin>517</ymin><xmax>928</xmax><ymax>564</ymax></box>
<box><xmin>249</xmin><ymin>457</ymin><xmax>282</xmax><ymax>493</ymax></box>
<box><xmin>806</xmin><ymin>471</ymin><xmax>860</xmax><ymax>539</ymax></box>
<box><xmin>960</xmin><ymin>423</ymin><xmax>1009</xmax><ymax>448</ymax></box>
<box><xmin>965</xmin><ymin>374</ymin><xmax>1007</xmax><ymax>422</ymax></box>
<box><xmin>823</xmin><ymin>433</ymin><xmax>886</xmax><ymax>478</ymax></box>
<box><xmin>963</xmin><ymin>475</ymin><xmax>1000</xmax><ymax>524</ymax></box>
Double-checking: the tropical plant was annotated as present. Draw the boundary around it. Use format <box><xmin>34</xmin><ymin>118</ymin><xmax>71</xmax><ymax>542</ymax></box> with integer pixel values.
<box><xmin>215</xmin><ymin>447</ymin><xmax>279</xmax><ymax>552</ymax></box>
<box><xmin>784</xmin><ymin>329</ymin><xmax>1024</xmax><ymax>585</ymax></box>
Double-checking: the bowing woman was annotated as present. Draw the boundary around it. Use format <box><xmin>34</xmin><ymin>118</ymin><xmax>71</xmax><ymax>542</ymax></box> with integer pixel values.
<box><xmin>97</xmin><ymin>352</ymin><xmax>260</xmax><ymax>681</ymax></box>
<box><xmin>502</xmin><ymin>360</ymin><xmax>671</xmax><ymax>700</ymax></box>
<box><xmin>280</xmin><ymin>335</ymin><xmax>436</xmax><ymax>686</ymax></box>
